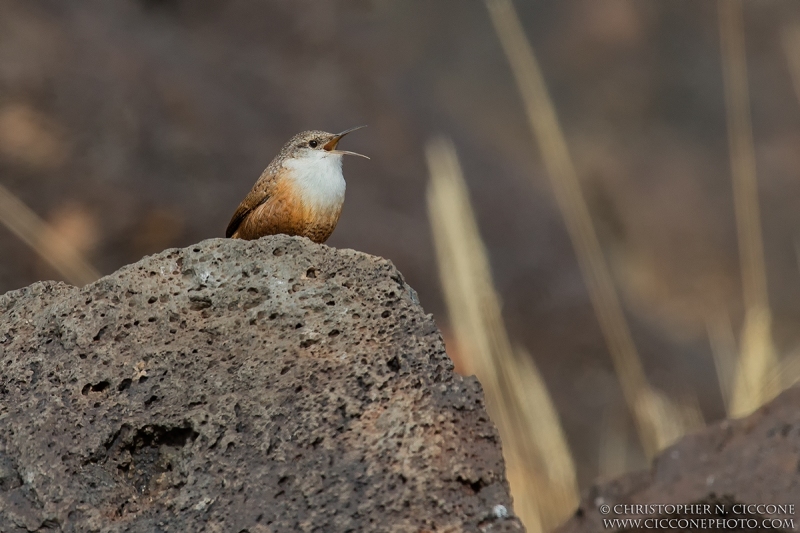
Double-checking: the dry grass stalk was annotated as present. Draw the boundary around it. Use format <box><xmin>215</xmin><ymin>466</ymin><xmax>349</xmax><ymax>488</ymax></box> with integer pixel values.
<box><xmin>777</xmin><ymin>349</ymin><xmax>800</xmax><ymax>391</ymax></box>
<box><xmin>782</xmin><ymin>26</ymin><xmax>800</xmax><ymax>117</ymax></box>
<box><xmin>783</xmin><ymin>31</ymin><xmax>800</xmax><ymax>396</ymax></box>
<box><xmin>744</xmin><ymin>346</ymin><xmax>800</xmax><ymax>414</ymax></box>
<box><xmin>677</xmin><ymin>392</ymin><xmax>705</xmax><ymax>432</ymax></box>
<box><xmin>729</xmin><ymin>308</ymin><xmax>779</xmax><ymax>416</ymax></box>
<box><xmin>707</xmin><ymin>312</ymin><xmax>739</xmax><ymax>415</ymax></box>
<box><xmin>598</xmin><ymin>403</ymin><xmax>629</xmax><ymax>481</ymax></box>
<box><xmin>718</xmin><ymin>0</ymin><xmax>779</xmax><ymax>417</ymax></box>
<box><xmin>484</xmin><ymin>0</ymin><xmax>690</xmax><ymax>458</ymax></box>
<box><xmin>0</xmin><ymin>182</ymin><xmax>100</xmax><ymax>286</ymax></box>
<box><xmin>426</xmin><ymin>137</ymin><xmax>578</xmax><ymax>533</ymax></box>
<box><xmin>708</xmin><ymin>311</ymin><xmax>790</xmax><ymax>417</ymax></box>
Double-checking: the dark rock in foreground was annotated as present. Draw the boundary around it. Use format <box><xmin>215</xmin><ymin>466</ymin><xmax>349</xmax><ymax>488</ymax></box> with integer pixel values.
<box><xmin>559</xmin><ymin>387</ymin><xmax>800</xmax><ymax>533</ymax></box>
<box><xmin>0</xmin><ymin>236</ymin><xmax>523</xmax><ymax>533</ymax></box>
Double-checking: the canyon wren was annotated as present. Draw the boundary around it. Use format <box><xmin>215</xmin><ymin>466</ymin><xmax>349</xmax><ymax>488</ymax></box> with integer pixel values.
<box><xmin>226</xmin><ymin>126</ymin><xmax>368</xmax><ymax>243</ymax></box>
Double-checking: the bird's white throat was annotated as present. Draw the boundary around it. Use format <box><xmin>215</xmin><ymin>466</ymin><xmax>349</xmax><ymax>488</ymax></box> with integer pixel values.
<box><xmin>284</xmin><ymin>150</ymin><xmax>346</xmax><ymax>210</ymax></box>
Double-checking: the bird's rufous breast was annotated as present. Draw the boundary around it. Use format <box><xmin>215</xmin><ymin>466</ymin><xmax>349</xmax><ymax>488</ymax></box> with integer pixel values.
<box><xmin>230</xmin><ymin>170</ymin><xmax>343</xmax><ymax>244</ymax></box>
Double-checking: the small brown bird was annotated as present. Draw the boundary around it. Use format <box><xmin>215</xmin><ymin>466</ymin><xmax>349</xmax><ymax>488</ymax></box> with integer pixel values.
<box><xmin>226</xmin><ymin>126</ymin><xmax>368</xmax><ymax>243</ymax></box>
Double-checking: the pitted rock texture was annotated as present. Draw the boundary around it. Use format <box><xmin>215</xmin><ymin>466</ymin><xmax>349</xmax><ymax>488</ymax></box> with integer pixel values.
<box><xmin>0</xmin><ymin>236</ymin><xmax>523</xmax><ymax>533</ymax></box>
<box><xmin>559</xmin><ymin>386</ymin><xmax>800</xmax><ymax>533</ymax></box>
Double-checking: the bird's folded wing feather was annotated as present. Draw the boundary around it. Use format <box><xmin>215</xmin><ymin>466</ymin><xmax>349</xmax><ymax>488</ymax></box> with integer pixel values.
<box><xmin>225</xmin><ymin>179</ymin><xmax>273</xmax><ymax>238</ymax></box>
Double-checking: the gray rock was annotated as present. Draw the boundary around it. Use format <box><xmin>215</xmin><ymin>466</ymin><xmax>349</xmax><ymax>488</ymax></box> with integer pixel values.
<box><xmin>559</xmin><ymin>386</ymin><xmax>800</xmax><ymax>533</ymax></box>
<box><xmin>0</xmin><ymin>236</ymin><xmax>523</xmax><ymax>533</ymax></box>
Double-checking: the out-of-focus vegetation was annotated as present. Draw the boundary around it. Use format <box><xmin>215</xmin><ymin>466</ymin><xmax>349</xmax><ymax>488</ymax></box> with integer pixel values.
<box><xmin>426</xmin><ymin>1</ymin><xmax>800</xmax><ymax>531</ymax></box>
<box><xmin>427</xmin><ymin>136</ymin><xmax>578</xmax><ymax>531</ymax></box>
<box><xmin>3</xmin><ymin>1</ymin><xmax>800</xmax><ymax>531</ymax></box>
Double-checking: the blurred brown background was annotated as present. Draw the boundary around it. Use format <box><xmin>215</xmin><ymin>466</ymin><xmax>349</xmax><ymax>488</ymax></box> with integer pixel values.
<box><xmin>3</xmin><ymin>0</ymin><xmax>800</xmax><ymax>492</ymax></box>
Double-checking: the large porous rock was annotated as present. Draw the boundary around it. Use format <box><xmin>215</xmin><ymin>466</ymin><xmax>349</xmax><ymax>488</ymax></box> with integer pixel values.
<box><xmin>0</xmin><ymin>236</ymin><xmax>523</xmax><ymax>533</ymax></box>
<box><xmin>559</xmin><ymin>387</ymin><xmax>800</xmax><ymax>533</ymax></box>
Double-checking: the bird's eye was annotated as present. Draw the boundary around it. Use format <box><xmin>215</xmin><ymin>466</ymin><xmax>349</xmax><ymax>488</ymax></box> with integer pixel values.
<box><xmin>309</xmin><ymin>140</ymin><xmax>318</xmax><ymax>148</ymax></box>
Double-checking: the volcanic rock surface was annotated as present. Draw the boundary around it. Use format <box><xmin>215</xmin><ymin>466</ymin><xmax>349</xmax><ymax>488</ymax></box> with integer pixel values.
<box><xmin>559</xmin><ymin>386</ymin><xmax>800</xmax><ymax>533</ymax></box>
<box><xmin>0</xmin><ymin>236</ymin><xmax>523</xmax><ymax>532</ymax></box>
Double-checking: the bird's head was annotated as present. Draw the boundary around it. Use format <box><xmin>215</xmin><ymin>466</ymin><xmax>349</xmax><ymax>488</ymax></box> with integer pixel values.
<box><xmin>285</xmin><ymin>126</ymin><xmax>369</xmax><ymax>162</ymax></box>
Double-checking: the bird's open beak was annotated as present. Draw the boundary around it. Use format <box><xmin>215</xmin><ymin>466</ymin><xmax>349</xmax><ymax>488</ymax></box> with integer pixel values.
<box><xmin>323</xmin><ymin>125</ymin><xmax>369</xmax><ymax>159</ymax></box>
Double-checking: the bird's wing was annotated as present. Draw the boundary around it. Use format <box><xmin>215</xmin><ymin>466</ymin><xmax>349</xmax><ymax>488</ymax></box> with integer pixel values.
<box><xmin>225</xmin><ymin>178</ymin><xmax>273</xmax><ymax>238</ymax></box>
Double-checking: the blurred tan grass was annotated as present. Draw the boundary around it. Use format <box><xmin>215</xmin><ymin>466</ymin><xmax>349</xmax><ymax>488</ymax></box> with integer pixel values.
<box><xmin>718</xmin><ymin>0</ymin><xmax>780</xmax><ymax>418</ymax></box>
<box><xmin>780</xmin><ymin>24</ymin><xmax>800</xmax><ymax>400</ymax></box>
<box><xmin>0</xmin><ymin>182</ymin><xmax>100</xmax><ymax>286</ymax></box>
<box><xmin>598</xmin><ymin>402</ymin><xmax>629</xmax><ymax>481</ymax></box>
<box><xmin>484</xmin><ymin>0</ymin><xmax>697</xmax><ymax>460</ymax></box>
<box><xmin>0</xmin><ymin>103</ymin><xmax>68</xmax><ymax>170</ymax></box>
<box><xmin>426</xmin><ymin>137</ymin><xmax>577</xmax><ymax>533</ymax></box>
